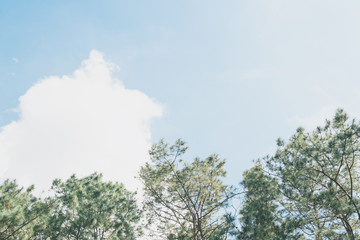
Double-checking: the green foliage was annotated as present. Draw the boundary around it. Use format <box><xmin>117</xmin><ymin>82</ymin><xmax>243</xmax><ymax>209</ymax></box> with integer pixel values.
<box><xmin>238</xmin><ymin>164</ymin><xmax>303</xmax><ymax>240</ymax></box>
<box><xmin>239</xmin><ymin>165</ymin><xmax>279</xmax><ymax>239</ymax></box>
<box><xmin>266</xmin><ymin>109</ymin><xmax>360</xmax><ymax>239</ymax></box>
<box><xmin>4</xmin><ymin>109</ymin><xmax>360</xmax><ymax>239</ymax></box>
<box><xmin>0</xmin><ymin>180</ymin><xmax>50</xmax><ymax>239</ymax></box>
<box><xmin>139</xmin><ymin>139</ymin><xmax>237</xmax><ymax>240</ymax></box>
<box><xmin>43</xmin><ymin>173</ymin><xmax>141</xmax><ymax>240</ymax></box>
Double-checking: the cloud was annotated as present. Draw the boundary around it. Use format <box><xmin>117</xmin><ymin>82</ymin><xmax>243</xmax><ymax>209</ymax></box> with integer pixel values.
<box><xmin>294</xmin><ymin>105</ymin><xmax>341</xmax><ymax>131</ymax></box>
<box><xmin>12</xmin><ymin>57</ymin><xmax>19</xmax><ymax>63</ymax></box>
<box><xmin>293</xmin><ymin>104</ymin><xmax>360</xmax><ymax>134</ymax></box>
<box><xmin>0</xmin><ymin>50</ymin><xmax>163</xmax><ymax>194</ymax></box>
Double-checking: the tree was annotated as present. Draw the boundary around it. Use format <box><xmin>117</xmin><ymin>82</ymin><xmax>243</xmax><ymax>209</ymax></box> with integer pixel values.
<box><xmin>0</xmin><ymin>180</ymin><xmax>50</xmax><ymax>240</ymax></box>
<box><xmin>238</xmin><ymin>164</ymin><xmax>280</xmax><ymax>239</ymax></box>
<box><xmin>266</xmin><ymin>109</ymin><xmax>360</xmax><ymax>239</ymax></box>
<box><xmin>43</xmin><ymin>173</ymin><xmax>141</xmax><ymax>240</ymax></box>
<box><xmin>238</xmin><ymin>164</ymin><xmax>302</xmax><ymax>240</ymax></box>
<box><xmin>139</xmin><ymin>139</ymin><xmax>237</xmax><ymax>240</ymax></box>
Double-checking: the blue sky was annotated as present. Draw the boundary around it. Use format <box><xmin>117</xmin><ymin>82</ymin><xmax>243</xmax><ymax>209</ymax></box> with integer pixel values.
<box><xmin>1</xmin><ymin>0</ymin><xmax>360</xmax><ymax>190</ymax></box>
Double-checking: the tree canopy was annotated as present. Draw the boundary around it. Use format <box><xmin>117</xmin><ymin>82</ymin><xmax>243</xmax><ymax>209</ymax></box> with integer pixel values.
<box><xmin>44</xmin><ymin>173</ymin><xmax>141</xmax><ymax>240</ymax></box>
<box><xmin>139</xmin><ymin>139</ymin><xmax>237</xmax><ymax>240</ymax></box>
<box><xmin>264</xmin><ymin>109</ymin><xmax>360</xmax><ymax>239</ymax></box>
<box><xmin>0</xmin><ymin>180</ymin><xmax>50</xmax><ymax>240</ymax></box>
<box><xmin>2</xmin><ymin>109</ymin><xmax>360</xmax><ymax>239</ymax></box>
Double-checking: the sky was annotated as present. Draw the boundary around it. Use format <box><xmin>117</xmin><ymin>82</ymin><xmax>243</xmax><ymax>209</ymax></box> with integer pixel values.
<box><xmin>1</xmin><ymin>0</ymin><xmax>360</xmax><ymax>193</ymax></box>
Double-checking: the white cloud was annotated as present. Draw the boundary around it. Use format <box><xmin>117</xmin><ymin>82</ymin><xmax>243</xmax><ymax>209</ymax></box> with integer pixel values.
<box><xmin>12</xmin><ymin>57</ymin><xmax>19</xmax><ymax>63</ymax></box>
<box><xmin>293</xmin><ymin>104</ymin><xmax>360</xmax><ymax>134</ymax></box>
<box><xmin>294</xmin><ymin>105</ymin><xmax>341</xmax><ymax>131</ymax></box>
<box><xmin>0</xmin><ymin>50</ymin><xmax>163</xmax><ymax>194</ymax></box>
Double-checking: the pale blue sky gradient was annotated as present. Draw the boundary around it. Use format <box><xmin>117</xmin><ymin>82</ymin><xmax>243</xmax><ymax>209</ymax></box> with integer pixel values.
<box><xmin>1</xmin><ymin>0</ymin><xmax>360</xmax><ymax>186</ymax></box>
